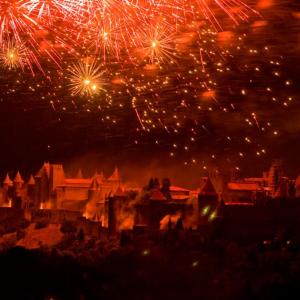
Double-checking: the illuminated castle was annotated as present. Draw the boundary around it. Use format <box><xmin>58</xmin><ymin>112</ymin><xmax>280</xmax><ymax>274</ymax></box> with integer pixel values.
<box><xmin>0</xmin><ymin>160</ymin><xmax>300</xmax><ymax>235</ymax></box>
<box><xmin>222</xmin><ymin>160</ymin><xmax>296</xmax><ymax>203</ymax></box>
<box><xmin>0</xmin><ymin>163</ymin><xmax>122</xmax><ymax>220</ymax></box>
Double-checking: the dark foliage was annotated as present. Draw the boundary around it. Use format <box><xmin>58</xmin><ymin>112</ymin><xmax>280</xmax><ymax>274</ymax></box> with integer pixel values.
<box><xmin>1</xmin><ymin>234</ymin><xmax>300</xmax><ymax>300</ymax></box>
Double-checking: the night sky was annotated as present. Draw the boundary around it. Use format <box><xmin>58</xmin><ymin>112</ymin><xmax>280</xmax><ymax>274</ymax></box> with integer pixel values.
<box><xmin>0</xmin><ymin>0</ymin><xmax>299</xmax><ymax>187</ymax></box>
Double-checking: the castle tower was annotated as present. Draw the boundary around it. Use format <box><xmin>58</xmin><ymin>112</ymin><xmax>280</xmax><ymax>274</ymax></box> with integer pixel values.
<box><xmin>108</xmin><ymin>186</ymin><xmax>127</xmax><ymax>235</ymax></box>
<box><xmin>88</xmin><ymin>177</ymin><xmax>101</xmax><ymax>203</ymax></box>
<box><xmin>98</xmin><ymin>171</ymin><xmax>105</xmax><ymax>182</ymax></box>
<box><xmin>12</xmin><ymin>171</ymin><xmax>24</xmax><ymax>209</ymax></box>
<box><xmin>268</xmin><ymin>160</ymin><xmax>283</xmax><ymax>197</ymax></box>
<box><xmin>49</xmin><ymin>164</ymin><xmax>65</xmax><ymax>208</ymax></box>
<box><xmin>49</xmin><ymin>164</ymin><xmax>65</xmax><ymax>192</ymax></box>
<box><xmin>108</xmin><ymin>167</ymin><xmax>120</xmax><ymax>183</ymax></box>
<box><xmin>76</xmin><ymin>168</ymin><xmax>83</xmax><ymax>179</ymax></box>
<box><xmin>13</xmin><ymin>171</ymin><xmax>24</xmax><ymax>189</ymax></box>
<box><xmin>35</xmin><ymin>162</ymin><xmax>51</xmax><ymax>207</ymax></box>
<box><xmin>198</xmin><ymin>177</ymin><xmax>219</xmax><ymax>225</ymax></box>
<box><xmin>27</xmin><ymin>175</ymin><xmax>35</xmax><ymax>206</ymax></box>
<box><xmin>3</xmin><ymin>173</ymin><xmax>13</xmax><ymax>188</ymax></box>
<box><xmin>2</xmin><ymin>173</ymin><xmax>13</xmax><ymax>205</ymax></box>
<box><xmin>84</xmin><ymin>177</ymin><xmax>104</xmax><ymax>222</ymax></box>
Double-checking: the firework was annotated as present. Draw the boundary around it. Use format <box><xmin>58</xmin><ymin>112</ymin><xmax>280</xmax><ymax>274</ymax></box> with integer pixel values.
<box><xmin>0</xmin><ymin>39</ymin><xmax>26</xmax><ymax>69</ymax></box>
<box><xmin>0</xmin><ymin>0</ymin><xmax>43</xmax><ymax>43</ymax></box>
<box><xmin>141</xmin><ymin>24</ymin><xmax>176</xmax><ymax>64</ymax></box>
<box><xmin>68</xmin><ymin>58</ymin><xmax>106</xmax><ymax>96</ymax></box>
<box><xmin>2</xmin><ymin>0</ymin><xmax>290</xmax><ymax>169</ymax></box>
<box><xmin>23</xmin><ymin>0</ymin><xmax>77</xmax><ymax>20</ymax></box>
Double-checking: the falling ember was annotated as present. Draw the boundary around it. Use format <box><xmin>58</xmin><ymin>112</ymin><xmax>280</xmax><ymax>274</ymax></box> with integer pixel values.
<box><xmin>0</xmin><ymin>0</ymin><xmax>294</xmax><ymax>167</ymax></box>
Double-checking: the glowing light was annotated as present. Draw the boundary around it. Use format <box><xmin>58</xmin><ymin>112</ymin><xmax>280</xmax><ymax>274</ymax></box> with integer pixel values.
<box><xmin>142</xmin><ymin>24</ymin><xmax>176</xmax><ymax>64</ymax></box>
<box><xmin>68</xmin><ymin>59</ymin><xmax>106</xmax><ymax>96</ymax></box>
<box><xmin>201</xmin><ymin>205</ymin><xmax>210</xmax><ymax>216</ymax></box>
<box><xmin>0</xmin><ymin>40</ymin><xmax>26</xmax><ymax>69</ymax></box>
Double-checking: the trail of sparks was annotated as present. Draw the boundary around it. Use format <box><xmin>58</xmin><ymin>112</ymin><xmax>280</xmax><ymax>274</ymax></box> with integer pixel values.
<box><xmin>0</xmin><ymin>0</ymin><xmax>294</xmax><ymax>169</ymax></box>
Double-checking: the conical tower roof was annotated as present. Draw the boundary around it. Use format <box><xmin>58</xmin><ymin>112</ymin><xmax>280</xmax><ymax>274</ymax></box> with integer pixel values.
<box><xmin>14</xmin><ymin>171</ymin><xmax>24</xmax><ymax>184</ymax></box>
<box><xmin>114</xmin><ymin>186</ymin><xmax>126</xmax><ymax>197</ymax></box>
<box><xmin>28</xmin><ymin>174</ymin><xmax>35</xmax><ymax>185</ymax></box>
<box><xmin>108</xmin><ymin>167</ymin><xmax>120</xmax><ymax>181</ymax></box>
<box><xmin>76</xmin><ymin>168</ymin><xmax>83</xmax><ymax>179</ymax></box>
<box><xmin>95</xmin><ymin>171</ymin><xmax>105</xmax><ymax>184</ymax></box>
<box><xmin>3</xmin><ymin>173</ymin><xmax>12</xmax><ymax>186</ymax></box>
<box><xmin>274</xmin><ymin>179</ymin><xmax>288</xmax><ymax>198</ymax></box>
<box><xmin>35</xmin><ymin>162</ymin><xmax>50</xmax><ymax>178</ymax></box>
<box><xmin>149</xmin><ymin>189</ymin><xmax>166</xmax><ymax>201</ymax></box>
<box><xmin>199</xmin><ymin>177</ymin><xmax>217</xmax><ymax>196</ymax></box>
<box><xmin>90</xmin><ymin>177</ymin><xmax>99</xmax><ymax>190</ymax></box>
<box><xmin>99</xmin><ymin>171</ymin><xmax>105</xmax><ymax>181</ymax></box>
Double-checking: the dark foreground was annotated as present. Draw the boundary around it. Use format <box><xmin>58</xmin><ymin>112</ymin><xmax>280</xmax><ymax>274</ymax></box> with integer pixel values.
<box><xmin>1</xmin><ymin>232</ymin><xmax>300</xmax><ymax>300</ymax></box>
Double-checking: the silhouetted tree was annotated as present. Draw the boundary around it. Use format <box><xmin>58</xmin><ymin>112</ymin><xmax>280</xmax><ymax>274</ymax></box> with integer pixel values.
<box><xmin>153</xmin><ymin>178</ymin><xmax>160</xmax><ymax>189</ymax></box>
<box><xmin>161</xmin><ymin>178</ymin><xmax>171</xmax><ymax>199</ymax></box>
<box><xmin>148</xmin><ymin>178</ymin><xmax>155</xmax><ymax>190</ymax></box>
<box><xmin>175</xmin><ymin>217</ymin><xmax>184</xmax><ymax>231</ymax></box>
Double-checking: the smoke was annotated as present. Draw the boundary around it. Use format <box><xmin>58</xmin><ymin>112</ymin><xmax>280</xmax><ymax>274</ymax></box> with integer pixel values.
<box><xmin>256</xmin><ymin>0</ymin><xmax>274</xmax><ymax>9</ymax></box>
<box><xmin>159</xmin><ymin>212</ymin><xmax>181</xmax><ymax>230</ymax></box>
<box><xmin>119</xmin><ymin>214</ymin><xmax>134</xmax><ymax>230</ymax></box>
<box><xmin>63</xmin><ymin>152</ymin><xmax>209</xmax><ymax>189</ymax></box>
<box><xmin>118</xmin><ymin>193</ymin><xmax>139</xmax><ymax>230</ymax></box>
<box><xmin>183</xmin><ymin>210</ymin><xmax>199</xmax><ymax>230</ymax></box>
<box><xmin>83</xmin><ymin>199</ymin><xmax>105</xmax><ymax>224</ymax></box>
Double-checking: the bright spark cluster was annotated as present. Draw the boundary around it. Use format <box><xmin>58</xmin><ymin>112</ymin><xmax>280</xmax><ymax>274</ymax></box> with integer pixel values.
<box><xmin>0</xmin><ymin>0</ymin><xmax>295</xmax><ymax>169</ymax></box>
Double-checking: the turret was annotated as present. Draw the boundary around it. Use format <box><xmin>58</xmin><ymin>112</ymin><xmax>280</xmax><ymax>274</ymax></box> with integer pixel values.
<box><xmin>2</xmin><ymin>173</ymin><xmax>12</xmax><ymax>205</ymax></box>
<box><xmin>13</xmin><ymin>171</ymin><xmax>24</xmax><ymax>189</ymax></box>
<box><xmin>3</xmin><ymin>173</ymin><xmax>12</xmax><ymax>188</ymax></box>
<box><xmin>76</xmin><ymin>168</ymin><xmax>83</xmax><ymax>179</ymax></box>
<box><xmin>198</xmin><ymin>177</ymin><xmax>219</xmax><ymax>224</ymax></box>
<box><xmin>27</xmin><ymin>175</ymin><xmax>35</xmax><ymax>205</ymax></box>
<box><xmin>108</xmin><ymin>186</ymin><xmax>128</xmax><ymax>234</ymax></box>
<box><xmin>108</xmin><ymin>167</ymin><xmax>120</xmax><ymax>182</ymax></box>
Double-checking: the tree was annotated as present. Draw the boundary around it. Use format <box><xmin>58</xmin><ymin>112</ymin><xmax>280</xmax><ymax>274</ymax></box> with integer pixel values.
<box><xmin>153</xmin><ymin>178</ymin><xmax>160</xmax><ymax>189</ymax></box>
<box><xmin>175</xmin><ymin>217</ymin><xmax>184</xmax><ymax>231</ymax></box>
<box><xmin>161</xmin><ymin>178</ymin><xmax>171</xmax><ymax>200</ymax></box>
<box><xmin>147</xmin><ymin>178</ymin><xmax>155</xmax><ymax>190</ymax></box>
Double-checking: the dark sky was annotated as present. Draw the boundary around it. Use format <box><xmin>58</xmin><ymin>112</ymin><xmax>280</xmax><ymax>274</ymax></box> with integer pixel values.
<box><xmin>0</xmin><ymin>0</ymin><xmax>299</xmax><ymax>187</ymax></box>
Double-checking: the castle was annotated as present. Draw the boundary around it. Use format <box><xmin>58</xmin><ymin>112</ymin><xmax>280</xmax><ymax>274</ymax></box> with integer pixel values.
<box><xmin>1</xmin><ymin>160</ymin><xmax>300</xmax><ymax>237</ymax></box>
<box><xmin>0</xmin><ymin>163</ymin><xmax>122</xmax><ymax>225</ymax></box>
<box><xmin>210</xmin><ymin>160</ymin><xmax>297</xmax><ymax>203</ymax></box>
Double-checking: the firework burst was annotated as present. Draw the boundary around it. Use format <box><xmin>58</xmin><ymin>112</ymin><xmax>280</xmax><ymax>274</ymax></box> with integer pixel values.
<box><xmin>141</xmin><ymin>24</ymin><xmax>177</xmax><ymax>64</ymax></box>
<box><xmin>22</xmin><ymin>0</ymin><xmax>77</xmax><ymax>21</ymax></box>
<box><xmin>68</xmin><ymin>58</ymin><xmax>106</xmax><ymax>96</ymax></box>
<box><xmin>0</xmin><ymin>39</ymin><xmax>26</xmax><ymax>69</ymax></box>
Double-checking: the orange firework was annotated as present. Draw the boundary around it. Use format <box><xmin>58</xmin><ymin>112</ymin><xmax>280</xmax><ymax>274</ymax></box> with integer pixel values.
<box><xmin>141</xmin><ymin>24</ymin><xmax>176</xmax><ymax>64</ymax></box>
<box><xmin>68</xmin><ymin>58</ymin><xmax>106</xmax><ymax>96</ymax></box>
<box><xmin>0</xmin><ymin>39</ymin><xmax>26</xmax><ymax>69</ymax></box>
